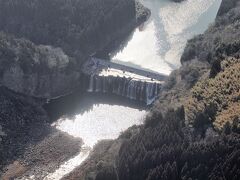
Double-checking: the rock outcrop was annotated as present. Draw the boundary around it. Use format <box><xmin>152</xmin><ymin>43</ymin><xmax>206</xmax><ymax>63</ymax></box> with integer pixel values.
<box><xmin>0</xmin><ymin>32</ymin><xmax>81</xmax><ymax>98</ymax></box>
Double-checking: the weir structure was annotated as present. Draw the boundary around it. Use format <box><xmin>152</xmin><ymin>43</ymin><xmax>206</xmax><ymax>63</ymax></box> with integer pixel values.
<box><xmin>81</xmin><ymin>57</ymin><xmax>167</xmax><ymax>105</ymax></box>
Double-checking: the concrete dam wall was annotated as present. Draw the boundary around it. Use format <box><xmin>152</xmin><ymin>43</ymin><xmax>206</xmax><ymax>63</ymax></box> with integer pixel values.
<box><xmin>81</xmin><ymin>58</ymin><xmax>166</xmax><ymax>105</ymax></box>
<box><xmin>85</xmin><ymin>74</ymin><xmax>161</xmax><ymax>105</ymax></box>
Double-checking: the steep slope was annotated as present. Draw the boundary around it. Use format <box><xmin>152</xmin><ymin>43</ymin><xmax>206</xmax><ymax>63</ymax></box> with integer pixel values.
<box><xmin>0</xmin><ymin>0</ymin><xmax>150</xmax><ymax>177</ymax></box>
<box><xmin>0</xmin><ymin>32</ymin><xmax>80</xmax><ymax>98</ymax></box>
<box><xmin>185</xmin><ymin>58</ymin><xmax>240</xmax><ymax>130</ymax></box>
<box><xmin>70</xmin><ymin>1</ymin><xmax>240</xmax><ymax>179</ymax></box>
<box><xmin>115</xmin><ymin>0</ymin><xmax>240</xmax><ymax>179</ymax></box>
<box><xmin>0</xmin><ymin>0</ymin><xmax>149</xmax><ymax>63</ymax></box>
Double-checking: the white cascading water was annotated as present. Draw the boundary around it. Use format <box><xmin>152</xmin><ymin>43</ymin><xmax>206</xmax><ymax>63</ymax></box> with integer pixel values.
<box><xmin>44</xmin><ymin>0</ymin><xmax>221</xmax><ymax>179</ymax></box>
<box><xmin>86</xmin><ymin>74</ymin><xmax>162</xmax><ymax>104</ymax></box>
<box><xmin>87</xmin><ymin>74</ymin><xmax>94</xmax><ymax>92</ymax></box>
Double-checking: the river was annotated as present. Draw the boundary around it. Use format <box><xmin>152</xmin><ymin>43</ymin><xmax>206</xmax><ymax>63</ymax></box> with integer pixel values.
<box><xmin>113</xmin><ymin>0</ymin><xmax>222</xmax><ymax>75</ymax></box>
<box><xmin>45</xmin><ymin>0</ymin><xmax>221</xmax><ymax>179</ymax></box>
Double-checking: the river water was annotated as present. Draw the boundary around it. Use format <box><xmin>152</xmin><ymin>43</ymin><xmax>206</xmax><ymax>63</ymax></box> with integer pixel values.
<box><xmin>113</xmin><ymin>0</ymin><xmax>222</xmax><ymax>75</ymax></box>
<box><xmin>45</xmin><ymin>0</ymin><xmax>221</xmax><ymax>179</ymax></box>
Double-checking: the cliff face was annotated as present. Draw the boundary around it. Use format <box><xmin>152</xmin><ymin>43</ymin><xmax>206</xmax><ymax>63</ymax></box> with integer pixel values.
<box><xmin>0</xmin><ymin>33</ymin><xmax>81</xmax><ymax>98</ymax></box>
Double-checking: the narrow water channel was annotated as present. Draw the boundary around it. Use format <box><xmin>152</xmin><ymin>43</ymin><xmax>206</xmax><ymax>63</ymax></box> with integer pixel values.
<box><xmin>44</xmin><ymin>0</ymin><xmax>221</xmax><ymax>179</ymax></box>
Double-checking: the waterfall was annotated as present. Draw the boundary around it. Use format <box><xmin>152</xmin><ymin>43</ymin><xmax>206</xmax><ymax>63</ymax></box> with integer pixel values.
<box><xmin>95</xmin><ymin>76</ymin><xmax>102</xmax><ymax>92</ymax></box>
<box><xmin>85</xmin><ymin>74</ymin><xmax>162</xmax><ymax>105</ymax></box>
<box><xmin>87</xmin><ymin>74</ymin><xmax>94</xmax><ymax>92</ymax></box>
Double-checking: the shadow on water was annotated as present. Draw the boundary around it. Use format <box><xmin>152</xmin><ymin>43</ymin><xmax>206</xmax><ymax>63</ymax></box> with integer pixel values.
<box><xmin>44</xmin><ymin>91</ymin><xmax>147</xmax><ymax>122</ymax></box>
<box><xmin>95</xmin><ymin>24</ymin><xmax>137</xmax><ymax>60</ymax></box>
<box><xmin>95</xmin><ymin>1</ymin><xmax>153</xmax><ymax>60</ymax></box>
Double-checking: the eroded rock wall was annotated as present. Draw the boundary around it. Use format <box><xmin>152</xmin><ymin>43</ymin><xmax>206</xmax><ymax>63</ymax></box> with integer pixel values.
<box><xmin>0</xmin><ymin>33</ymin><xmax>81</xmax><ymax>98</ymax></box>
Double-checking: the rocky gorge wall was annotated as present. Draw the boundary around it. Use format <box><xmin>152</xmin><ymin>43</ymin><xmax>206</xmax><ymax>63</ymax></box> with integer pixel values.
<box><xmin>0</xmin><ymin>33</ymin><xmax>81</xmax><ymax>98</ymax></box>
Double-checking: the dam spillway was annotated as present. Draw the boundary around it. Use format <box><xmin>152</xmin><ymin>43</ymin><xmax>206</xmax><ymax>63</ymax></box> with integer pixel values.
<box><xmin>81</xmin><ymin>57</ymin><xmax>167</xmax><ymax>105</ymax></box>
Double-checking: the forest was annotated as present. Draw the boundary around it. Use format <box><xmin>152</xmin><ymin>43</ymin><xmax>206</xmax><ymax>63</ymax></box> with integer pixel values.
<box><xmin>0</xmin><ymin>0</ymin><xmax>148</xmax><ymax>63</ymax></box>
<box><xmin>117</xmin><ymin>107</ymin><xmax>240</xmax><ymax>180</ymax></box>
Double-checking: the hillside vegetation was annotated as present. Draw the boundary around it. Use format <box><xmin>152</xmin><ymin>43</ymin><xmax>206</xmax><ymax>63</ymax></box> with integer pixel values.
<box><xmin>117</xmin><ymin>107</ymin><xmax>240</xmax><ymax>180</ymax></box>
<box><xmin>0</xmin><ymin>32</ymin><xmax>80</xmax><ymax>98</ymax></box>
<box><xmin>78</xmin><ymin>1</ymin><xmax>240</xmax><ymax>179</ymax></box>
<box><xmin>0</xmin><ymin>0</ymin><xmax>148</xmax><ymax>62</ymax></box>
<box><xmin>185</xmin><ymin>58</ymin><xmax>240</xmax><ymax>130</ymax></box>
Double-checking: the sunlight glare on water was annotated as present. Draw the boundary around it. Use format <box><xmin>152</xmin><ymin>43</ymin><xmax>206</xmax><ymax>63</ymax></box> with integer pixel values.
<box><xmin>54</xmin><ymin>104</ymin><xmax>146</xmax><ymax>148</ymax></box>
<box><xmin>45</xmin><ymin>0</ymin><xmax>222</xmax><ymax>179</ymax></box>
<box><xmin>112</xmin><ymin>0</ymin><xmax>222</xmax><ymax>75</ymax></box>
<box><xmin>45</xmin><ymin>103</ymin><xmax>146</xmax><ymax>179</ymax></box>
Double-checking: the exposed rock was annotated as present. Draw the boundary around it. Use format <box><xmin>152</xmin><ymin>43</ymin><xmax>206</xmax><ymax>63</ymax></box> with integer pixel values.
<box><xmin>0</xmin><ymin>32</ymin><xmax>81</xmax><ymax>98</ymax></box>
